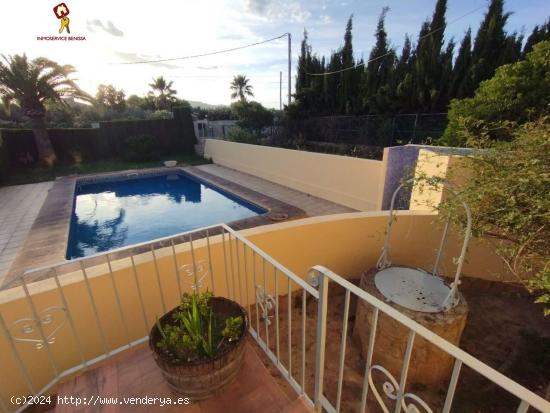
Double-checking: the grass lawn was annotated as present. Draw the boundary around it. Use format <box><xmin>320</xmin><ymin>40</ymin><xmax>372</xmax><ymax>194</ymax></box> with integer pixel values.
<box><xmin>3</xmin><ymin>154</ymin><xmax>211</xmax><ymax>186</ymax></box>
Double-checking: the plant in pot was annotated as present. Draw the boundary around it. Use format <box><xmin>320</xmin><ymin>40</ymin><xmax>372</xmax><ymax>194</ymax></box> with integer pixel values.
<box><xmin>149</xmin><ymin>290</ymin><xmax>247</xmax><ymax>400</ymax></box>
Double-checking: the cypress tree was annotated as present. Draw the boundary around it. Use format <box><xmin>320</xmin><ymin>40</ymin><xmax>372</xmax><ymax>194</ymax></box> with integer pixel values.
<box><xmin>450</xmin><ymin>28</ymin><xmax>474</xmax><ymax>99</ymax></box>
<box><xmin>429</xmin><ymin>0</ymin><xmax>447</xmax><ymax>61</ymax></box>
<box><xmin>324</xmin><ymin>51</ymin><xmax>342</xmax><ymax>113</ymax></box>
<box><xmin>341</xmin><ymin>16</ymin><xmax>354</xmax><ymax>67</ymax></box>
<box><xmin>414</xmin><ymin>20</ymin><xmax>431</xmax><ymax>111</ymax></box>
<box><xmin>522</xmin><ymin>19</ymin><xmax>550</xmax><ymax>58</ymax></box>
<box><xmin>437</xmin><ymin>38</ymin><xmax>455</xmax><ymax>111</ymax></box>
<box><xmin>295</xmin><ymin>30</ymin><xmax>312</xmax><ymax>112</ymax></box>
<box><xmin>500</xmin><ymin>32</ymin><xmax>524</xmax><ymax>65</ymax></box>
<box><xmin>308</xmin><ymin>55</ymin><xmax>326</xmax><ymax>114</ymax></box>
<box><xmin>414</xmin><ymin>0</ymin><xmax>448</xmax><ymax>112</ymax></box>
<box><xmin>394</xmin><ymin>35</ymin><xmax>416</xmax><ymax>113</ymax></box>
<box><xmin>289</xmin><ymin>0</ymin><xmax>544</xmax><ymax>123</ymax></box>
<box><xmin>363</xmin><ymin>7</ymin><xmax>395</xmax><ymax>113</ymax></box>
<box><xmin>294</xmin><ymin>30</ymin><xmax>329</xmax><ymax>115</ymax></box>
<box><xmin>338</xmin><ymin>15</ymin><xmax>358</xmax><ymax>113</ymax></box>
<box><xmin>471</xmin><ymin>0</ymin><xmax>511</xmax><ymax>86</ymax></box>
<box><xmin>397</xmin><ymin>35</ymin><xmax>413</xmax><ymax>72</ymax></box>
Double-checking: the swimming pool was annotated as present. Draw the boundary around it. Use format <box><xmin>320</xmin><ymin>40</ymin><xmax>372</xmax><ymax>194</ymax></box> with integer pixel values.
<box><xmin>66</xmin><ymin>171</ymin><xmax>266</xmax><ymax>259</ymax></box>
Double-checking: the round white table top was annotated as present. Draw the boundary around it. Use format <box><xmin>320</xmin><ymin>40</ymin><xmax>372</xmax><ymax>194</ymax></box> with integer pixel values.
<box><xmin>374</xmin><ymin>266</ymin><xmax>454</xmax><ymax>313</ymax></box>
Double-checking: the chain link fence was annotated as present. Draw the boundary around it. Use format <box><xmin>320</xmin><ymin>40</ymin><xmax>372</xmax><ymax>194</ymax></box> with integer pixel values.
<box><xmin>271</xmin><ymin>113</ymin><xmax>448</xmax><ymax>159</ymax></box>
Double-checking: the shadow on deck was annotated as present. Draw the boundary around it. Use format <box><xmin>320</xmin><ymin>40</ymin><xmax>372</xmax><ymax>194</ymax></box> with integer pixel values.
<box><xmin>53</xmin><ymin>339</ymin><xmax>311</xmax><ymax>413</ymax></box>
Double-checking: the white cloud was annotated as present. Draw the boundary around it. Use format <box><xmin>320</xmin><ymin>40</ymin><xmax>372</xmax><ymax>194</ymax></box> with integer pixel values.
<box><xmin>320</xmin><ymin>14</ymin><xmax>332</xmax><ymax>25</ymax></box>
<box><xmin>243</xmin><ymin>0</ymin><xmax>312</xmax><ymax>23</ymax></box>
<box><xmin>87</xmin><ymin>20</ymin><xmax>124</xmax><ymax>37</ymax></box>
<box><xmin>0</xmin><ymin>0</ymin><xmax>297</xmax><ymax>107</ymax></box>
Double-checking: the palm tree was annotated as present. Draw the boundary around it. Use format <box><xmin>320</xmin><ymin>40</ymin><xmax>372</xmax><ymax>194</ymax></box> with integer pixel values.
<box><xmin>230</xmin><ymin>75</ymin><xmax>254</xmax><ymax>101</ymax></box>
<box><xmin>148</xmin><ymin>76</ymin><xmax>177</xmax><ymax>110</ymax></box>
<box><xmin>0</xmin><ymin>54</ymin><xmax>89</xmax><ymax>165</ymax></box>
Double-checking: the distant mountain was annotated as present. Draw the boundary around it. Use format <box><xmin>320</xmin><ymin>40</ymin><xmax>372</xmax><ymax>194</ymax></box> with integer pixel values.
<box><xmin>186</xmin><ymin>100</ymin><xmax>229</xmax><ymax>109</ymax></box>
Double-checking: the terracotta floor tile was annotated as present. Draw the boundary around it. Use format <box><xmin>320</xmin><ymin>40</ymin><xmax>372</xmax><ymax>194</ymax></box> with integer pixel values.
<box><xmin>54</xmin><ymin>341</ymin><xmax>309</xmax><ymax>413</ymax></box>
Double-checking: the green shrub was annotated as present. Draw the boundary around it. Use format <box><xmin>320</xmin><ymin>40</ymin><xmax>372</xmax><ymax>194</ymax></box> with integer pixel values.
<box><xmin>123</xmin><ymin>134</ymin><xmax>159</xmax><ymax>161</ymax></box>
<box><xmin>436</xmin><ymin>117</ymin><xmax>550</xmax><ymax>315</ymax></box>
<box><xmin>145</xmin><ymin>110</ymin><xmax>173</xmax><ymax>120</ymax></box>
<box><xmin>230</xmin><ymin>101</ymin><xmax>273</xmax><ymax>134</ymax></box>
<box><xmin>227</xmin><ymin>127</ymin><xmax>259</xmax><ymax>144</ymax></box>
<box><xmin>155</xmin><ymin>291</ymin><xmax>244</xmax><ymax>362</ymax></box>
<box><xmin>440</xmin><ymin>41</ymin><xmax>550</xmax><ymax>146</ymax></box>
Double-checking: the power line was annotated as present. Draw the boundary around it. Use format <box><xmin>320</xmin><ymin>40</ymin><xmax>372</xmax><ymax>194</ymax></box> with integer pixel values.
<box><xmin>168</xmin><ymin>74</ymin><xmax>284</xmax><ymax>79</ymax></box>
<box><xmin>306</xmin><ymin>4</ymin><xmax>486</xmax><ymax>76</ymax></box>
<box><xmin>111</xmin><ymin>33</ymin><xmax>289</xmax><ymax>65</ymax></box>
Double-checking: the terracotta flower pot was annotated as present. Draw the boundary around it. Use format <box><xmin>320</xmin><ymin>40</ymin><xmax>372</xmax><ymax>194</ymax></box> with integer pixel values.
<box><xmin>149</xmin><ymin>297</ymin><xmax>248</xmax><ymax>400</ymax></box>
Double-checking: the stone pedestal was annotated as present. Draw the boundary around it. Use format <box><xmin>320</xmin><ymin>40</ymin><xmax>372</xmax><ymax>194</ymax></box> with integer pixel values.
<box><xmin>353</xmin><ymin>268</ymin><xmax>468</xmax><ymax>386</ymax></box>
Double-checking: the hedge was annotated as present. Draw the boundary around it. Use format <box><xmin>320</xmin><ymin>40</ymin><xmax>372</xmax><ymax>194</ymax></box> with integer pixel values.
<box><xmin>173</xmin><ymin>105</ymin><xmax>197</xmax><ymax>153</ymax></box>
<box><xmin>1</xmin><ymin>106</ymin><xmax>197</xmax><ymax>169</ymax></box>
<box><xmin>0</xmin><ymin>131</ymin><xmax>8</xmax><ymax>182</ymax></box>
<box><xmin>2</xmin><ymin>128</ymin><xmax>104</xmax><ymax>167</ymax></box>
<box><xmin>99</xmin><ymin>105</ymin><xmax>196</xmax><ymax>157</ymax></box>
<box><xmin>100</xmin><ymin>119</ymin><xmax>179</xmax><ymax>157</ymax></box>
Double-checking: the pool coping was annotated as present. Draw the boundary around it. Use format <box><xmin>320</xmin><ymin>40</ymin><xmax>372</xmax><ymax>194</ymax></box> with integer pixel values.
<box><xmin>1</xmin><ymin>166</ymin><xmax>306</xmax><ymax>289</ymax></box>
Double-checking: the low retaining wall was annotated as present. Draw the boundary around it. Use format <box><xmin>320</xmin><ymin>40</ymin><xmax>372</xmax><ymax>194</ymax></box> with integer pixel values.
<box><xmin>204</xmin><ymin>139</ymin><xmax>384</xmax><ymax>211</ymax></box>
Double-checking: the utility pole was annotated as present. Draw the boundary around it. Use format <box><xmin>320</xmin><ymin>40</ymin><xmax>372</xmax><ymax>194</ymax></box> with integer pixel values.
<box><xmin>279</xmin><ymin>71</ymin><xmax>282</xmax><ymax>111</ymax></box>
<box><xmin>288</xmin><ymin>32</ymin><xmax>291</xmax><ymax>108</ymax></box>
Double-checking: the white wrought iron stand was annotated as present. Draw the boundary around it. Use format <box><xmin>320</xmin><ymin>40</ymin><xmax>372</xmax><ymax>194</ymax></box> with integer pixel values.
<box><xmin>375</xmin><ymin>178</ymin><xmax>472</xmax><ymax>313</ymax></box>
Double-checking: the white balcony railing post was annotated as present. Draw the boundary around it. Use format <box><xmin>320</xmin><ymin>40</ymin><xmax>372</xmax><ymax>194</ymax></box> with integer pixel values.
<box><xmin>311</xmin><ymin>267</ymin><xmax>329</xmax><ymax>413</ymax></box>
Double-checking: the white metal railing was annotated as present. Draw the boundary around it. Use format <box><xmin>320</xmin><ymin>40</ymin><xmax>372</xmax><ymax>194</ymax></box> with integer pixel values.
<box><xmin>0</xmin><ymin>224</ymin><xmax>319</xmax><ymax>412</ymax></box>
<box><xmin>308</xmin><ymin>265</ymin><xmax>550</xmax><ymax>413</ymax></box>
<box><xmin>0</xmin><ymin>224</ymin><xmax>548</xmax><ymax>413</ymax></box>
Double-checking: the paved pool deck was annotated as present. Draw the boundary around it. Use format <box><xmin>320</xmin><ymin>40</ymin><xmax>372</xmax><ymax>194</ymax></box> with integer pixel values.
<box><xmin>0</xmin><ymin>182</ymin><xmax>53</xmax><ymax>286</ymax></box>
<box><xmin>0</xmin><ymin>164</ymin><xmax>354</xmax><ymax>289</ymax></box>
<box><xmin>196</xmin><ymin>164</ymin><xmax>353</xmax><ymax>217</ymax></box>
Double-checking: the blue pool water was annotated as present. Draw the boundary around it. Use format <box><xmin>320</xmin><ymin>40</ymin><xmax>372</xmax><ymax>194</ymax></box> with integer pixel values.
<box><xmin>67</xmin><ymin>172</ymin><xmax>266</xmax><ymax>259</ymax></box>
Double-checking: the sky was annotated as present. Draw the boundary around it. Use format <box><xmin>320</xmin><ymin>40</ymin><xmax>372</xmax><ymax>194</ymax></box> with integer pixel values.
<box><xmin>1</xmin><ymin>0</ymin><xmax>548</xmax><ymax>108</ymax></box>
